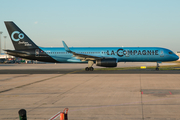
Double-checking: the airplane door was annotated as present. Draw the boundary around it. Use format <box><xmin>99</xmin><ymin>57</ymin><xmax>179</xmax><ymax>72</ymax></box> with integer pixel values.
<box><xmin>125</xmin><ymin>49</ymin><xmax>129</xmax><ymax>57</ymax></box>
<box><xmin>35</xmin><ymin>49</ymin><xmax>39</xmax><ymax>57</ymax></box>
<box><xmin>101</xmin><ymin>51</ymin><xmax>105</xmax><ymax>56</ymax></box>
<box><xmin>160</xmin><ymin>50</ymin><xmax>164</xmax><ymax>57</ymax></box>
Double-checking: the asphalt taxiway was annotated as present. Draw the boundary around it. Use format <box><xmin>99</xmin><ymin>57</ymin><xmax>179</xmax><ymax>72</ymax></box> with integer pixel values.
<box><xmin>0</xmin><ymin>63</ymin><xmax>180</xmax><ymax>120</ymax></box>
<box><xmin>0</xmin><ymin>62</ymin><xmax>178</xmax><ymax>74</ymax></box>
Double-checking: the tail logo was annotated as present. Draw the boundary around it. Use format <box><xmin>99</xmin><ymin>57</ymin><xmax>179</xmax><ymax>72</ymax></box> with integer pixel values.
<box><xmin>11</xmin><ymin>31</ymin><xmax>24</xmax><ymax>42</ymax></box>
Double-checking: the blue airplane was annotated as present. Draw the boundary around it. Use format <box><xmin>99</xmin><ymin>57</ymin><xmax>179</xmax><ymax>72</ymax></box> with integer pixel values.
<box><xmin>4</xmin><ymin>21</ymin><xmax>179</xmax><ymax>71</ymax></box>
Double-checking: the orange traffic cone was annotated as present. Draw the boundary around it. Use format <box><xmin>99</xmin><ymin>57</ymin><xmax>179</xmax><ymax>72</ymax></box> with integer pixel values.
<box><xmin>60</xmin><ymin>112</ymin><xmax>64</xmax><ymax>120</ymax></box>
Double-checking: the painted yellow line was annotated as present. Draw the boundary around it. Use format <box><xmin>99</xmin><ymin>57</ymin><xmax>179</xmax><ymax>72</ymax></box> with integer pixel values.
<box><xmin>140</xmin><ymin>66</ymin><xmax>146</xmax><ymax>69</ymax></box>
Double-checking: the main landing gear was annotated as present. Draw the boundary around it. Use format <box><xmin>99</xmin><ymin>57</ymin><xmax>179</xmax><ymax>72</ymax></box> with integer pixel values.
<box><xmin>85</xmin><ymin>61</ymin><xmax>94</xmax><ymax>71</ymax></box>
<box><xmin>85</xmin><ymin>67</ymin><xmax>94</xmax><ymax>71</ymax></box>
<box><xmin>156</xmin><ymin>62</ymin><xmax>160</xmax><ymax>71</ymax></box>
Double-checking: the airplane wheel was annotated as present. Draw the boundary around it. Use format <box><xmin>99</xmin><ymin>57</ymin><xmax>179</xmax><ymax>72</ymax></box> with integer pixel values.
<box><xmin>156</xmin><ymin>68</ymin><xmax>159</xmax><ymax>71</ymax></box>
<box><xmin>85</xmin><ymin>67</ymin><xmax>89</xmax><ymax>71</ymax></box>
<box><xmin>89</xmin><ymin>67</ymin><xmax>94</xmax><ymax>71</ymax></box>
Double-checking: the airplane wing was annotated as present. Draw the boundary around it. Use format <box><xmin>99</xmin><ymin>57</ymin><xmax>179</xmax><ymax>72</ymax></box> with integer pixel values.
<box><xmin>62</xmin><ymin>41</ymin><xmax>104</xmax><ymax>61</ymax></box>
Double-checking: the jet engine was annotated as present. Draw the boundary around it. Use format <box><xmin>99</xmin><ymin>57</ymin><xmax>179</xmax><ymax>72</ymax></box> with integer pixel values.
<box><xmin>96</xmin><ymin>58</ymin><xmax>117</xmax><ymax>67</ymax></box>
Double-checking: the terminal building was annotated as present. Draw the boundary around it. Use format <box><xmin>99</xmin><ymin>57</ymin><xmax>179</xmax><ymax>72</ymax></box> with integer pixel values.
<box><xmin>0</xmin><ymin>53</ymin><xmax>14</xmax><ymax>59</ymax></box>
<box><xmin>0</xmin><ymin>53</ymin><xmax>15</xmax><ymax>63</ymax></box>
<box><xmin>0</xmin><ymin>53</ymin><xmax>25</xmax><ymax>63</ymax></box>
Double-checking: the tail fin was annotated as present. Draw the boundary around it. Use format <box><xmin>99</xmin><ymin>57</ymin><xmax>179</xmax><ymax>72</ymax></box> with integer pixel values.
<box><xmin>4</xmin><ymin>21</ymin><xmax>38</xmax><ymax>50</ymax></box>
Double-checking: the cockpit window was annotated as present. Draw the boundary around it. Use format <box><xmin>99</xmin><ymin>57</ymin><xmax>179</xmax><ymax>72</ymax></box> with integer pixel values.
<box><xmin>169</xmin><ymin>52</ymin><xmax>173</xmax><ymax>54</ymax></box>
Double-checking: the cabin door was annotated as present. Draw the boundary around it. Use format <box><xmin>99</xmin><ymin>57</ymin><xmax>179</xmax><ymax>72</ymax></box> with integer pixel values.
<box><xmin>125</xmin><ymin>49</ymin><xmax>129</xmax><ymax>57</ymax></box>
<box><xmin>160</xmin><ymin>50</ymin><xmax>164</xmax><ymax>57</ymax></box>
<box><xmin>35</xmin><ymin>49</ymin><xmax>39</xmax><ymax>57</ymax></box>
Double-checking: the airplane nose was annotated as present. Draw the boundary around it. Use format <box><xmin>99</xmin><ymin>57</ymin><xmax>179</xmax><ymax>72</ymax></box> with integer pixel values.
<box><xmin>174</xmin><ymin>54</ymin><xmax>179</xmax><ymax>61</ymax></box>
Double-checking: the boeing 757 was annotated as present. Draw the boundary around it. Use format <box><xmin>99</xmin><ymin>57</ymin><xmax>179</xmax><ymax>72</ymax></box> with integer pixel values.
<box><xmin>4</xmin><ymin>21</ymin><xmax>179</xmax><ymax>71</ymax></box>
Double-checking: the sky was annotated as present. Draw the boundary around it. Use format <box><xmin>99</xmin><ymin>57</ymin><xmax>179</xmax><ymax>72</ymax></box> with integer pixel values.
<box><xmin>0</xmin><ymin>0</ymin><xmax>180</xmax><ymax>52</ymax></box>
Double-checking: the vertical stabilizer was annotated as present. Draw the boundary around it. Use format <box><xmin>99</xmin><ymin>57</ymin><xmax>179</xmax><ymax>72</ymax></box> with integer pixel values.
<box><xmin>4</xmin><ymin>21</ymin><xmax>38</xmax><ymax>50</ymax></box>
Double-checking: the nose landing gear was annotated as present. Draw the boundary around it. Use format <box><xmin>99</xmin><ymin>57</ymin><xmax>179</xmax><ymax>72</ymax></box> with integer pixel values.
<box><xmin>156</xmin><ymin>62</ymin><xmax>160</xmax><ymax>71</ymax></box>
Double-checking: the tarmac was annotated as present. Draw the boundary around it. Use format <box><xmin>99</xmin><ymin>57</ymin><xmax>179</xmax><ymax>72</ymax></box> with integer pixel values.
<box><xmin>0</xmin><ymin>63</ymin><xmax>180</xmax><ymax>120</ymax></box>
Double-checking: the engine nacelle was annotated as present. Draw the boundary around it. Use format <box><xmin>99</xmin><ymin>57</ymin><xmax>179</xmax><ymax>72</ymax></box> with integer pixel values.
<box><xmin>96</xmin><ymin>58</ymin><xmax>117</xmax><ymax>67</ymax></box>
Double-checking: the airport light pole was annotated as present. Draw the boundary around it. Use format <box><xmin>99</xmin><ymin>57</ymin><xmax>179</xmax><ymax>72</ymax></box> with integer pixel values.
<box><xmin>4</xmin><ymin>36</ymin><xmax>7</xmax><ymax>53</ymax></box>
<box><xmin>0</xmin><ymin>31</ymin><xmax>2</xmax><ymax>55</ymax></box>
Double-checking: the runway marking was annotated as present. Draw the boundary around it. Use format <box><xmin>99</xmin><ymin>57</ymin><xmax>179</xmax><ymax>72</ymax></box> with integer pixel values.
<box><xmin>24</xmin><ymin>70</ymin><xmax>85</xmax><ymax>113</ymax></box>
<box><xmin>0</xmin><ymin>70</ymin><xmax>80</xmax><ymax>94</ymax></box>
<box><xmin>51</xmin><ymin>74</ymin><xmax>98</xmax><ymax>104</ymax></box>
<box><xmin>0</xmin><ymin>74</ymin><xmax>32</xmax><ymax>81</ymax></box>
<box><xmin>49</xmin><ymin>96</ymin><xmax>176</xmax><ymax>120</ymax></box>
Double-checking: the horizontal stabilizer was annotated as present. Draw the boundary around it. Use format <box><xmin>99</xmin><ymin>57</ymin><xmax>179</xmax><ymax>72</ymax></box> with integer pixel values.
<box><xmin>4</xmin><ymin>49</ymin><xmax>30</xmax><ymax>56</ymax></box>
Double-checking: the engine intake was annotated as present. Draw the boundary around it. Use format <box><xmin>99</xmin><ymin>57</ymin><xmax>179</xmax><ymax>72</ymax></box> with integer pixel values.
<box><xmin>96</xmin><ymin>58</ymin><xmax>117</xmax><ymax>67</ymax></box>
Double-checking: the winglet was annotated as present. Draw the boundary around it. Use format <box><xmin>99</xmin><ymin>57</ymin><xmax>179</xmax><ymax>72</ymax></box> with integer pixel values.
<box><xmin>62</xmin><ymin>41</ymin><xmax>72</xmax><ymax>52</ymax></box>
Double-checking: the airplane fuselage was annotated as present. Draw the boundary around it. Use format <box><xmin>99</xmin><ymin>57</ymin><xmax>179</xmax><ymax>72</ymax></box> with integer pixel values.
<box><xmin>8</xmin><ymin>47</ymin><xmax>178</xmax><ymax>63</ymax></box>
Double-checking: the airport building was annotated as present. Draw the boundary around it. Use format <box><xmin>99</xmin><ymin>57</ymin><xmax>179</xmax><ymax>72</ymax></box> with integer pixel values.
<box><xmin>0</xmin><ymin>53</ymin><xmax>14</xmax><ymax>59</ymax></box>
<box><xmin>0</xmin><ymin>53</ymin><xmax>24</xmax><ymax>63</ymax></box>
<box><xmin>0</xmin><ymin>53</ymin><xmax>14</xmax><ymax>63</ymax></box>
